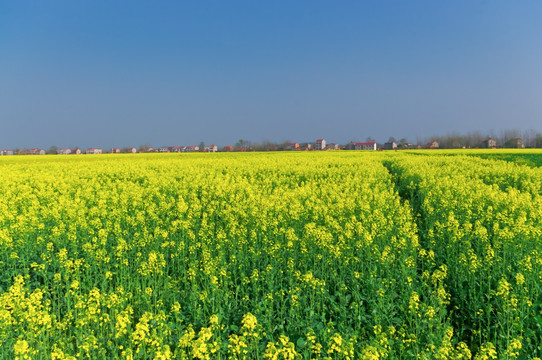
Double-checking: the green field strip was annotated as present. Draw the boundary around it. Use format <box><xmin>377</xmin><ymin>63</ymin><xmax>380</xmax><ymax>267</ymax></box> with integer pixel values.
<box><xmin>466</xmin><ymin>153</ymin><xmax>542</xmax><ymax>168</ymax></box>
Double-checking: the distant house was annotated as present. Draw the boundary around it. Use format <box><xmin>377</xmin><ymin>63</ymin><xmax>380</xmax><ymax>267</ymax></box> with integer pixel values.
<box><xmin>326</xmin><ymin>143</ymin><xmax>339</xmax><ymax>150</ymax></box>
<box><xmin>167</xmin><ymin>146</ymin><xmax>183</xmax><ymax>153</ymax></box>
<box><xmin>86</xmin><ymin>148</ymin><xmax>103</xmax><ymax>154</ymax></box>
<box><xmin>128</xmin><ymin>147</ymin><xmax>137</xmax><ymax>153</ymax></box>
<box><xmin>383</xmin><ymin>142</ymin><xmax>397</xmax><ymax>150</ymax></box>
<box><xmin>205</xmin><ymin>144</ymin><xmax>218</xmax><ymax>152</ymax></box>
<box><xmin>111</xmin><ymin>148</ymin><xmax>121</xmax><ymax>154</ymax></box>
<box><xmin>56</xmin><ymin>148</ymin><xmax>71</xmax><ymax>155</ymax></box>
<box><xmin>20</xmin><ymin>148</ymin><xmax>46</xmax><ymax>155</ymax></box>
<box><xmin>28</xmin><ymin>148</ymin><xmax>45</xmax><ymax>155</ymax></box>
<box><xmin>299</xmin><ymin>143</ymin><xmax>312</xmax><ymax>151</ymax></box>
<box><xmin>182</xmin><ymin>146</ymin><xmax>199</xmax><ymax>152</ymax></box>
<box><xmin>347</xmin><ymin>142</ymin><xmax>377</xmax><ymax>150</ymax></box>
<box><xmin>71</xmin><ymin>149</ymin><xmax>82</xmax><ymax>155</ymax></box>
<box><xmin>0</xmin><ymin>150</ymin><xmax>14</xmax><ymax>156</ymax></box>
<box><xmin>158</xmin><ymin>147</ymin><xmax>170</xmax><ymax>153</ymax></box>
<box><xmin>482</xmin><ymin>138</ymin><xmax>497</xmax><ymax>148</ymax></box>
<box><xmin>284</xmin><ymin>142</ymin><xmax>299</xmax><ymax>151</ymax></box>
<box><xmin>425</xmin><ymin>141</ymin><xmax>439</xmax><ymax>149</ymax></box>
<box><xmin>314</xmin><ymin>139</ymin><xmax>326</xmax><ymax>150</ymax></box>
<box><xmin>505</xmin><ymin>138</ymin><xmax>525</xmax><ymax>148</ymax></box>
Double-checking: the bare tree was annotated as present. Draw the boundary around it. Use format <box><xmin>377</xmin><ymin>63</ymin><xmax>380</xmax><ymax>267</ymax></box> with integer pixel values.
<box><xmin>139</xmin><ymin>143</ymin><xmax>152</xmax><ymax>152</ymax></box>
<box><xmin>523</xmin><ymin>129</ymin><xmax>537</xmax><ymax>148</ymax></box>
<box><xmin>500</xmin><ymin>129</ymin><xmax>520</xmax><ymax>146</ymax></box>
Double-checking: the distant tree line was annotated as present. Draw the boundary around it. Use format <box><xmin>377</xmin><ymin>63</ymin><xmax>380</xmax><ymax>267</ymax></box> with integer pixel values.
<box><xmin>228</xmin><ymin>129</ymin><xmax>542</xmax><ymax>151</ymax></box>
<box><xmin>419</xmin><ymin>129</ymin><xmax>542</xmax><ymax>149</ymax></box>
<box><xmin>14</xmin><ymin>129</ymin><xmax>542</xmax><ymax>156</ymax></box>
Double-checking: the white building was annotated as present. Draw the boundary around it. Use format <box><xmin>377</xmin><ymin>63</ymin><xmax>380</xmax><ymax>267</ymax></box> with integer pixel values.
<box><xmin>56</xmin><ymin>148</ymin><xmax>71</xmax><ymax>155</ymax></box>
<box><xmin>314</xmin><ymin>139</ymin><xmax>326</xmax><ymax>150</ymax></box>
<box><xmin>383</xmin><ymin>142</ymin><xmax>397</xmax><ymax>150</ymax></box>
<box><xmin>86</xmin><ymin>148</ymin><xmax>103</xmax><ymax>154</ymax></box>
<box><xmin>205</xmin><ymin>145</ymin><xmax>218</xmax><ymax>152</ymax></box>
<box><xmin>351</xmin><ymin>142</ymin><xmax>377</xmax><ymax>150</ymax></box>
<box><xmin>182</xmin><ymin>146</ymin><xmax>199</xmax><ymax>152</ymax></box>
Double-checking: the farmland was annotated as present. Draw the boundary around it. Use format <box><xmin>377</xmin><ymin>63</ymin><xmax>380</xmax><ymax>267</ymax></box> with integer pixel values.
<box><xmin>1</xmin><ymin>151</ymin><xmax>542</xmax><ymax>359</ymax></box>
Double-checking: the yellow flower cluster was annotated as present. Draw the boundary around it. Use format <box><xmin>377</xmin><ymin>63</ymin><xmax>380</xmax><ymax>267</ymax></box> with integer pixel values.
<box><xmin>1</xmin><ymin>150</ymin><xmax>541</xmax><ymax>358</ymax></box>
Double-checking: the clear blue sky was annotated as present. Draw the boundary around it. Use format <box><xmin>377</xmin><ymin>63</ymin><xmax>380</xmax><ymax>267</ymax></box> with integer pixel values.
<box><xmin>1</xmin><ymin>1</ymin><xmax>541</xmax><ymax>148</ymax></box>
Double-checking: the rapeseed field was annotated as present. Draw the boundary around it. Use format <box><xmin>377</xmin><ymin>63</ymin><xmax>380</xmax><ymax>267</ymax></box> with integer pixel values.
<box><xmin>1</xmin><ymin>151</ymin><xmax>541</xmax><ymax>359</ymax></box>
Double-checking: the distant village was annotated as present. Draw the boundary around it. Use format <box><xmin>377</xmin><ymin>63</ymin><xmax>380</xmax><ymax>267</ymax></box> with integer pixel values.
<box><xmin>1</xmin><ymin>133</ymin><xmax>541</xmax><ymax>156</ymax></box>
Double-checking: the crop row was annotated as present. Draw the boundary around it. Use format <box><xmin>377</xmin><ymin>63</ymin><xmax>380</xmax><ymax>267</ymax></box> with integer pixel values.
<box><xmin>385</xmin><ymin>153</ymin><xmax>542</xmax><ymax>358</ymax></box>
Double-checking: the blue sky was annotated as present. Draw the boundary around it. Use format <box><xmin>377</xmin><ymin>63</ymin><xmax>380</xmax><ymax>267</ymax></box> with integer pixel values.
<box><xmin>1</xmin><ymin>1</ymin><xmax>541</xmax><ymax>148</ymax></box>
